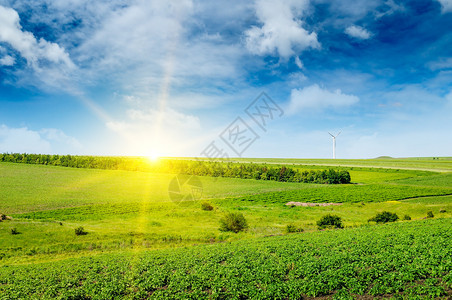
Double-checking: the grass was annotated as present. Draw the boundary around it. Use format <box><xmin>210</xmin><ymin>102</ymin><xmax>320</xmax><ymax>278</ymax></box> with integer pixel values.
<box><xmin>1</xmin><ymin>161</ymin><xmax>451</xmax><ymax>265</ymax></box>
<box><xmin>0</xmin><ymin>158</ymin><xmax>451</xmax><ymax>298</ymax></box>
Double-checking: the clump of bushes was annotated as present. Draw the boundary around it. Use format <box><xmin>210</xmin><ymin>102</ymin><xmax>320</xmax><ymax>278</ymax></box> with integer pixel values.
<box><xmin>201</xmin><ymin>202</ymin><xmax>214</xmax><ymax>211</ymax></box>
<box><xmin>75</xmin><ymin>226</ymin><xmax>88</xmax><ymax>236</ymax></box>
<box><xmin>219</xmin><ymin>212</ymin><xmax>248</xmax><ymax>233</ymax></box>
<box><xmin>426</xmin><ymin>211</ymin><xmax>434</xmax><ymax>218</ymax></box>
<box><xmin>317</xmin><ymin>214</ymin><xmax>343</xmax><ymax>230</ymax></box>
<box><xmin>10</xmin><ymin>228</ymin><xmax>20</xmax><ymax>235</ymax></box>
<box><xmin>403</xmin><ymin>214</ymin><xmax>411</xmax><ymax>221</ymax></box>
<box><xmin>368</xmin><ymin>211</ymin><xmax>399</xmax><ymax>223</ymax></box>
<box><xmin>285</xmin><ymin>224</ymin><xmax>304</xmax><ymax>233</ymax></box>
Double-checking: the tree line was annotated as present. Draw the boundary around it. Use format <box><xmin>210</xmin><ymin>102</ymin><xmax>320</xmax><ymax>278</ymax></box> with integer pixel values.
<box><xmin>0</xmin><ymin>153</ymin><xmax>351</xmax><ymax>184</ymax></box>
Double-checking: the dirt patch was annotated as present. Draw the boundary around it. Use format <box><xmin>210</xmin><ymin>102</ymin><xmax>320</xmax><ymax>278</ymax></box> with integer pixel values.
<box><xmin>286</xmin><ymin>202</ymin><xmax>343</xmax><ymax>207</ymax></box>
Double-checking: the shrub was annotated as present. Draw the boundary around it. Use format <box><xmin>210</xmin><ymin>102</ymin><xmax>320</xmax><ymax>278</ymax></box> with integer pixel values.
<box><xmin>201</xmin><ymin>202</ymin><xmax>214</xmax><ymax>211</ymax></box>
<box><xmin>403</xmin><ymin>214</ymin><xmax>411</xmax><ymax>220</ymax></box>
<box><xmin>10</xmin><ymin>228</ymin><xmax>20</xmax><ymax>235</ymax></box>
<box><xmin>439</xmin><ymin>209</ymin><xmax>446</xmax><ymax>213</ymax></box>
<box><xmin>317</xmin><ymin>214</ymin><xmax>343</xmax><ymax>230</ymax></box>
<box><xmin>285</xmin><ymin>224</ymin><xmax>304</xmax><ymax>233</ymax></box>
<box><xmin>368</xmin><ymin>211</ymin><xmax>399</xmax><ymax>223</ymax></box>
<box><xmin>219</xmin><ymin>212</ymin><xmax>248</xmax><ymax>233</ymax></box>
<box><xmin>75</xmin><ymin>226</ymin><xmax>88</xmax><ymax>236</ymax></box>
<box><xmin>426</xmin><ymin>211</ymin><xmax>434</xmax><ymax>218</ymax></box>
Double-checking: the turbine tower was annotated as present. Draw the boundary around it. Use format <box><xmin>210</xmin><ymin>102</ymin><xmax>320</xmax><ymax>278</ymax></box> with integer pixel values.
<box><xmin>328</xmin><ymin>131</ymin><xmax>341</xmax><ymax>159</ymax></box>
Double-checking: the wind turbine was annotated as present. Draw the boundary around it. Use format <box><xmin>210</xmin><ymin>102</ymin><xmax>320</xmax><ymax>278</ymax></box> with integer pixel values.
<box><xmin>328</xmin><ymin>131</ymin><xmax>341</xmax><ymax>159</ymax></box>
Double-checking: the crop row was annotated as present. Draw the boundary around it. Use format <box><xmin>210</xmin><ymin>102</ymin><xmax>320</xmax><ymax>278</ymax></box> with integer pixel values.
<box><xmin>226</xmin><ymin>183</ymin><xmax>452</xmax><ymax>204</ymax></box>
<box><xmin>0</xmin><ymin>218</ymin><xmax>451</xmax><ymax>299</ymax></box>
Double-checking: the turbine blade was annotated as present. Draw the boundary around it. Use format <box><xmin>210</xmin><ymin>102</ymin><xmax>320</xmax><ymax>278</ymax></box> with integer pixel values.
<box><xmin>336</xmin><ymin>131</ymin><xmax>341</xmax><ymax>137</ymax></box>
<box><xmin>328</xmin><ymin>132</ymin><xmax>334</xmax><ymax>137</ymax></box>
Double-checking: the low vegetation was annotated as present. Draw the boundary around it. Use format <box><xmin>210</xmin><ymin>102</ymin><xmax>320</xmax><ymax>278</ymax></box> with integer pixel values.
<box><xmin>219</xmin><ymin>212</ymin><xmax>248</xmax><ymax>233</ymax></box>
<box><xmin>74</xmin><ymin>226</ymin><xmax>87</xmax><ymax>236</ymax></box>
<box><xmin>200</xmin><ymin>202</ymin><xmax>214</xmax><ymax>211</ymax></box>
<box><xmin>368</xmin><ymin>211</ymin><xmax>399</xmax><ymax>223</ymax></box>
<box><xmin>1</xmin><ymin>219</ymin><xmax>450</xmax><ymax>299</ymax></box>
<box><xmin>403</xmin><ymin>214</ymin><xmax>412</xmax><ymax>220</ymax></box>
<box><xmin>285</xmin><ymin>224</ymin><xmax>304</xmax><ymax>233</ymax></box>
<box><xmin>317</xmin><ymin>214</ymin><xmax>343</xmax><ymax>229</ymax></box>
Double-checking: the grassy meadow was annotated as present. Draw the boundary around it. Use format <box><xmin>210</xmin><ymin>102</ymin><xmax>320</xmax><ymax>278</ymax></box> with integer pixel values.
<box><xmin>0</xmin><ymin>157</ymin><xmax>451</xmax><ymax>298</ymax></box>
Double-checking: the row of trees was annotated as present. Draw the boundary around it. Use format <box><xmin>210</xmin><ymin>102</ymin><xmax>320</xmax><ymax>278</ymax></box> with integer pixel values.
<box><xmin>164</xmin><ymin>160</ymin><xmax>351</xmax><ymax>184</ymax></box>
<box><xmin>0</xmin><ymin>153</ymin><xmax>146</xmax><ymax>171</ymax></box>
<box><xmin>0</xmin><ymin>153</ymin><xmax>351</xmax><ymax>184</ymax></box>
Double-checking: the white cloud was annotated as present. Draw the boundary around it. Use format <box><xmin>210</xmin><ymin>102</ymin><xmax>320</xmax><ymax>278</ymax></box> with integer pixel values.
<box><xmin>294</xmin><ymin>56</ymin><xmax>303</xmax><ymax>69</ymax></box>
<box><xmin>345</xmin><ymin>25</ymin><xmax>372</xmax><ymax>40</ymax></box>
<box><xmin>436</xmin><ymin>0</ymin><xmax>452</xmax><ymax>13</ymax></box>
<box><xmin>445</xmin><ymin>91</ymin><xmax>452</xmax><ymax>105</ymax></box>
<box><xmin>287</xmin><ymin>84</ymin><xmax>359</xmax><ymax>113</ymax></box>
<box><xmin>427</xmin><ymin>57</ymin><xmax>452</xmax><ymax>70</ymax></box>
<box><xmin>375</xmin><ymin>0</ymin><xmax>405</xmax><ymax>18</ymax></box>
<box><xmin>0</xmin><ymin>125</ymin><xmax>81</xmax><ymax>154</ymax></box>
<box><xmin>0</xmin><ymin>5</ymin><xmax>74</xmax><ymax>70</ymax></box>
<box><xmin>0</xmin><ymin>54</ymin><xmax>15</xmax><ymax>66</ymax></box>
<box><xmin>39</xmin><ymin>128</ymin><xmax>81</xmax><ymax>149</ymax></box>
<box><xmin>244</xmin><ymin>0</ymin><xmax>319</xmax><ymax>59</ymax></box>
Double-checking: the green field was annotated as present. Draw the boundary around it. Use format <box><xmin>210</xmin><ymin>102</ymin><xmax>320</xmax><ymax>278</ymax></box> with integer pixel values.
<box><xmin>1</xmin><ymin>158</ymin><xmax>452</xmax><ymax>298</ymax></box>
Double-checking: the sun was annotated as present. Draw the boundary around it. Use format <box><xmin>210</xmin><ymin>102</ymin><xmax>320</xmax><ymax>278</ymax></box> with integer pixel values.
<box><xmin>146</xmin><ymin>152</ymin><xmax>160</xmax><ymax>163</ymax></box>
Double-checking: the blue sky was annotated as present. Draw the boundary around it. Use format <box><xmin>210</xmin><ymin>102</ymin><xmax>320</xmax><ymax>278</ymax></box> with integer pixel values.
<box><xmin>0</xmin><ymin>0</ymin><xmax>451</xmax><ymax>158</ymax></box>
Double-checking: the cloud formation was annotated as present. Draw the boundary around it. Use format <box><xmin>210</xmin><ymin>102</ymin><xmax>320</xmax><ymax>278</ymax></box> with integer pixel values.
<box><xmin>436</xmin><ymin>0</ymin><xmax>452</xmax><ymax>13</ymax></box>
<box><xmin>345</xmin><ymin>25</ymin><xmax>372</xmax><ymax>39</ymax></box>
<box><xmin>0</xmin><ymin>125</ymin><xmax>81</xmax><ymax>154</ymax></box>
<box><xmin>244</xmin><ymin>0</ymin><xmax>319</xmax><ymax>59</ymax></box>
<box><xmin>0</xmin><ymin>54</ymin><xmax>14</xmax><ymax>66</ymax></box>
<box><xmin>287</xmin><ymin>84</ymin><xmax>359</xmax><ymax>113</ymax></box>
<box><xmin>0</xmin><ymin>5</ymin><xmax>74</xmax><ymax>70</ymax></box>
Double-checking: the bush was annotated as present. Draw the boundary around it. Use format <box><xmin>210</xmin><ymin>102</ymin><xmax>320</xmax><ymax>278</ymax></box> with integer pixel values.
<box><xmin>10</xmin><ymin>228</ymin><xmax>20</xmax><ymax>235</ymax></box>
<box><xmin>75</xmin><ymin>226</ymin><xmax>88</xmax><ymax>236</ymax></box>
<box><xmin>285</xmin><ymin>224</ymin><xmax>304</xmax><ymax>233</ymax></box>
<box><xmin>219</xmin><ymin>212</ymin><xmax>248</xmax><ymax>233</ymax></box>
<box><xmin>317</xmin><ymin>214</ymin><xmax>343</xmax><ymax>230</ymax></box>
<box><xmin>403</xmin><ymin>214</ymin><xmax>411</xmax><ymax>220</ymax></box>
<box><xmin>426</xmin><ymin>211</ymin><xmax>434</xmax><ymax>218</ymax></box>
<box><xmin>439</xmin><ymin>209</ymin><xmax>446</xmax><ymax>213</ymax></box>
<box><xmin>368</xmin><ymin>211</ymin><xmax>399</xmax><ymax>223</ymax></box>
<box><xmin>201</xmin><ymin>202</ymin><xmax>214</xmax><ymax>211</ymax></box>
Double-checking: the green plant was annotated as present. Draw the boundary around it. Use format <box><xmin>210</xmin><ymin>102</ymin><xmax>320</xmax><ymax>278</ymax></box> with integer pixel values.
<box><xmin>368</xmin><ymin>211</ymin><xmax>399</xmax><ymax>223</ymax></box>
<box><xmin>201</xmin><ymin>202</ymin><xmax>214</xmax><ymax>211</ymax></box>
<box><xmin>403</xmin><ymin>214</ymin><xmax>411</xmax><ymax>220</ymax></box>
<box><xmin>75</xmin><ymin>226</ymin><xmax>88</xmax><ymax>236</ymax></box>
<box><xmin>317</xmin><ymin>214</ymin><xmax>343</xmax><ymax>230</ymax></box>
<box><xmin>10</xmin><ymin>228</ymin><xmax>20</xmax><ymax>235</ymax></box>
<box><xmin>426</xmin><ymin>211</ymin><xmax>434</xmax><ymax>218</ymax></box>
<box><xmin>285</xmin><ymin>224</ymin><xmax>304</xmax><ymax>233</ymax></box>
<box><xmin>219</xmin><ymin>212</ymin><xmax>248</xmax><ymax>233</ymax></box>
